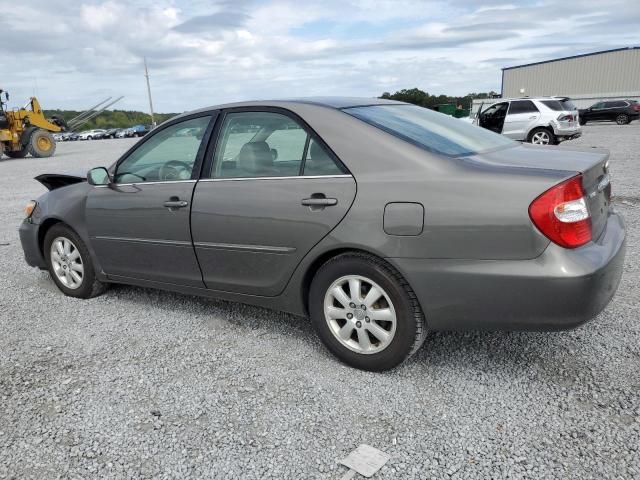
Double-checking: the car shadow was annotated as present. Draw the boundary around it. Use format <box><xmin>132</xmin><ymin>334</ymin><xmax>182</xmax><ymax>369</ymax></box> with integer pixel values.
<box><xmin>100</xmin><ymin>283</ymin><xmax>586</xmax><ymax>377</ymax></box>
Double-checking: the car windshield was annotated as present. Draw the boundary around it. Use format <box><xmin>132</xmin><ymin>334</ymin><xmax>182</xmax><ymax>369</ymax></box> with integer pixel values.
<box><xmin>344</xmin><ymin>104</ymin><xmax>514</xmax><ymax>157</ymax></box>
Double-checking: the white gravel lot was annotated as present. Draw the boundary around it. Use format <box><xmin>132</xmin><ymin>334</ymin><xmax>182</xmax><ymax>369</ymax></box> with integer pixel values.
<box><xmin>1</xmin><ymin>125</ymin><xmax>639</xmax><ymax>479</ymax></box>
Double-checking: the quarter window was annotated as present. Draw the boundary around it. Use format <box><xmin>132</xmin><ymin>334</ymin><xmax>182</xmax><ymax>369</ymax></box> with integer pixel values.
<box><xmin>304</xmin><ymin>139</ymin><xmax>346</xmax><ymax>176</ymax></box>
<box><xmin>213</xmin><ymin>111</ymin><xmax>345</xmax><ymax>178</ymax></box>
<box><xmin>114</xmin><ymin>116</ymin><xmax>211</xmax><ymax>183</ymax></box>
<box><xmin>508</xmin><ymin>100</ymin><xmax>538</xmax><ymax>114</ymax></box>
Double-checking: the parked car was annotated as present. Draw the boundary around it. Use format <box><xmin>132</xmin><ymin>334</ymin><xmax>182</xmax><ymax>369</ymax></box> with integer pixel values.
<box><xmin>19</xmin><ymin>98</ymin><xmax>624</xmax><ymax>371</ymax></box>
<box><xmin>579</xmin><ymin>100</ymin><xmax>640</xmax><ymax>125</ymax></box>
<box><xmin>76</xmin><ymin>129</ymin><xmax>106</xmax><ymax>140</ymax></box>
<box><xmin>129</xmin><ymin>124</ymin><xmax>150</xmax><ymax>137</ymax></box>
<box><xmin>115</xmin><ymin>128</ymin><xmax>129</xmax><ymax>138</ymax></box>
<box><xmin>102</xmin><ymin>128</ymin><xmax>120</xmax><ymax>139</ymax></box>
<box><xmin>474</xmin><ymin>97</ymin><xmax>581</xmax><ymax>145</ymax></box>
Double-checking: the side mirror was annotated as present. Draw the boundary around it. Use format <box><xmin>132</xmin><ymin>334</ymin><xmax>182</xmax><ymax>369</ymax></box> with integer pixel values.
<box><xmin>87</xmin><ymin>167</ymin><xmax>111</xmax><ymax>186</ymax></box>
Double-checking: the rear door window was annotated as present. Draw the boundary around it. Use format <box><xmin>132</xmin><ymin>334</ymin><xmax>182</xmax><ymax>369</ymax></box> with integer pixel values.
<box><xmin>508</xmin><ymin>100</ymin><xmax>538</xmax><ymax>114</ymax></box>
<box><xmin>212</xmin><ymin>111</ymin><xmax>347</xmax><ymax>178</ymax></box>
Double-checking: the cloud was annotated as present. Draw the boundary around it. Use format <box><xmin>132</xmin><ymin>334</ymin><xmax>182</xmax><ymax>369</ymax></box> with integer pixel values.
<box><xmin>173</xmin><ymin>12</ymin><xmax>250</xmax><ymax>33</ymax></box>
<box><xmin>1</xmin><ymin>0</ymin><xmax>637</xmax><ymax>113</ymax></box>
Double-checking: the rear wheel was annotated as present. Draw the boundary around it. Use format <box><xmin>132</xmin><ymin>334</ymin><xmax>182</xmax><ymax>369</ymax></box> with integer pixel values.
<box><xmin>5</xmin><ymin>148</ymin><xmax>28</xmax><ymax>158</ymax></box>
<box><xmin>27</xmin><ymin>129</ymin><xmax>56</xmax><ymax>158</ymax></box>
<box><xmin>579</xmin><ymin>118</ymin><xmax>587</xmax><ymax>125</ymax></box>
<box><xmin>309</xmin><ymin>252</ymin><xmax>426</xmax><ymax>371</ymax></box>
<box><xmin>528</xmin><ymin>127</ymin><xmax>556</xmax><ymax>145</ymax></box>
<box><xmin>44</xmin><ymin>224</ymin><xmax>107</xmax><ymax>299</ymax></box>
<box><xmin>616</xmin><ymin>114</ymin><xmax>629</xmax><ymax>125</ymax></box>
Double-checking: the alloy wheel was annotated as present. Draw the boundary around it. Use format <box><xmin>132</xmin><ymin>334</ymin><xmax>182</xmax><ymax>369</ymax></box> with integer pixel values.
<box><xmin>616</xmin><ymin>114</ymin><xmax>628</xmax><ymax>125</ymax></box>
<box><xmin>531</xmin><ymin>131</ymin><xmax>550</xmax><ymax>145</ymax></box>
<box><xmin>50</xmin><ymin>237</ymin><xmax>84</xmax><ymax>289</ymax></box>
<box><xmin>323</xmin><ymin>275</ymin><xmax>397</xmax><ymax>354</ymax></box>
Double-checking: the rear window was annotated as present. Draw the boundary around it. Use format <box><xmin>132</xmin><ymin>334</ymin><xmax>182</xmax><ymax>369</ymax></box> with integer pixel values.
<box><xmin>540</xmin><ymin>100</ymin><xmax>572</xmax><ymax>111</ymax></box>
<box><xmin>344</xmin><ymin>104</ymin><xmax>514</xmax><ymax>157</ymax></box>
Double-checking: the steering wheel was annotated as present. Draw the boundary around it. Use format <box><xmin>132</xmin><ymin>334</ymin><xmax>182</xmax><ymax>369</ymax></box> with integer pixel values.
<box><xmin>159</xmin><ymin>160</ymin><xmax>192</xmax><ymax>181</ymax></box>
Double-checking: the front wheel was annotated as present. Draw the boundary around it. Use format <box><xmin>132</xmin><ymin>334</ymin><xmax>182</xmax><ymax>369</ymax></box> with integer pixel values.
<box><xmin>309</xmin><ymin>252</ymin><xmax>426</xmax><ymax>371</ymax></box>
<box><xmin>528</xmin><ymin>127</ymin><xmax>556</xmax><ymax>145</ymax></box>
<box><xmin>616</xmin><ymin>114</ymin><xmax>629</xmax><ymax>125</ymax></box>
<box><xmin>27</xmin><ymin>129</ymin><xmax>56</xmax><ymax>158</ymax></box>
<box><xmin>44</xmin><ymin>224</ymin><xmax>107</xmax><ymax>299</ymax></box>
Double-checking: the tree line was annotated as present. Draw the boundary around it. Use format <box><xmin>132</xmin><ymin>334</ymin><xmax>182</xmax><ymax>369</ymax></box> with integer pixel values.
<box><xmin>43</xmin><ymin>109</ymin><xmax>178</xmax><ymax>131</ymax></box>
<box><xmin>380</xmin><ymin>88</ymin><xmax>499</xmax><ymax>109</ymax></box>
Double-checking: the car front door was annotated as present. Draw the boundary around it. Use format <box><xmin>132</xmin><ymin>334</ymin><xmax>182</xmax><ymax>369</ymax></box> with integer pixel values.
<box><xmin>478</xmin><ymin>102</ymin><xmax>508</xmax><ymax>134</ymax></box>
<box><xmin>502</xmin><ymin>100</ymin><xmax>540</xmax><ymax>141</ymax></box>
<box><xmin>86</xmin><ymin>114</ymin><xmax>215</xmax><ymax>286</ymax></box>
<box><xmin>588</xmin><ymin>102</ymin><xmax>606</xmax><ymax>121</ymax></box>
<box><xmin>191</xmin><ymin>109</ymin><xmax>357</xmax><ymax>296</ymax></box>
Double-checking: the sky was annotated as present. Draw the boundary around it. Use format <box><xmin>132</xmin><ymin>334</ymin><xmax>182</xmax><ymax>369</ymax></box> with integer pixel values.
<box><xmin>3</xmin><ymin>0</ymin><xmax>639</xmax><ymax>113</ymax></box>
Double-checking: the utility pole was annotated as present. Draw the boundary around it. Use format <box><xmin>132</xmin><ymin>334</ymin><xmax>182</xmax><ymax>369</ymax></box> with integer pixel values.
<box><xmin>143</xmin><ymin>57</ymin><xmax>155</xmax><ymax>128</ymax></box>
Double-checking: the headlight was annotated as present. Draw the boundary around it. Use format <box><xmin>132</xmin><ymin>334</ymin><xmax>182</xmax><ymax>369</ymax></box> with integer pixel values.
<box><xmin>24</xmin><ymin>200</ymin><xmax>37</xmax><ymax>219</ymax></box>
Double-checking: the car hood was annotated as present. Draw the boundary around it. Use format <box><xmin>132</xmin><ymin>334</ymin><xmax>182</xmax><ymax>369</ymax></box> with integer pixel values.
<box><xmin>35</xmin><ymin>170</ymin><xmax>87</xmax><ymax>191</ymax></box>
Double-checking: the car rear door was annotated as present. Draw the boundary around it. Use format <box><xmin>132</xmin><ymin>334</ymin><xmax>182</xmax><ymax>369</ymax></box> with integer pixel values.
<box><xmin>190</xmin><ymin>108</ymin><xmax>356</xmax><ymax>296</ymax></box>
<box><xmin>502</xmin><ymin>100</ymin><xmax>540</xmax><ymax>141</ymax></box>
<box><xmin>86</xmin><ymin>113</ymin><xmax>215</xmax><ymax>287</ymax></box>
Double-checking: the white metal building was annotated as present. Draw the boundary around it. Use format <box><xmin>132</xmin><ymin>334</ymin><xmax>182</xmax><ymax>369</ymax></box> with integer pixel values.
<box><xmin>500</xmin><ymin>47</ymin><xmax>640</xmax><ymax>109</ymax></box>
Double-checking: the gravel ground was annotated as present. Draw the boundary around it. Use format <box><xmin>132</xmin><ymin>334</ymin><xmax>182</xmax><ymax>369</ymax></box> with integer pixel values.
<box><xmin>1</xmin><ymin>126</ymin><xmax>638</xmax><ymax>479</ymax></box>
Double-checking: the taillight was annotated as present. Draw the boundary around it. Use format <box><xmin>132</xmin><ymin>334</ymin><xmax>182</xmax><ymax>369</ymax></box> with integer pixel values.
<box><xmin>633</xmin><ymin>104</ymin><xmax>640</xmax><ymax>112</ymax></box>
<box><xmin>529</xmin><ymin>175</ymin><xmax>592</xmax><ymax>249</ymax></box>
<box><xmin>558</xmin><ymin>114</ymin><xmax>574</xmax><ymax>122</ymax></box>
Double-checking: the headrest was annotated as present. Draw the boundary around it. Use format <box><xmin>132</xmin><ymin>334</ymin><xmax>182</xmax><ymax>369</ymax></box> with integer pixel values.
<box><xmin>238</xmin><ymin>141</ymin><xmax>273</xmax><ymax>174</ymax></box>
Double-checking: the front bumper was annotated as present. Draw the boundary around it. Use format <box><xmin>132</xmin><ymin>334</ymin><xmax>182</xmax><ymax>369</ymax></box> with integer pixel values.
<box><xmin>390</xmin><ymin>211</ymin><xmax>626</xmax><ymax>331</ymax></box>
<box><xmin>19</xmin><ymin>219</ymin><xmax>46</xmax><ymax>269</ymax></box>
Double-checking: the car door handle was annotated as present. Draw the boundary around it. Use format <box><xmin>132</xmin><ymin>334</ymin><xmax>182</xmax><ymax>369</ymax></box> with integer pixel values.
<box><xmin>529</xmin><ymin>116</ymin><xmax>538</xmax><ymax>120</ymax></box>
<box><xmin>301</xmin><ymin>197</ymin><xmax>338</xmax><ymax>207</ymax></box>
<box><xmin>163</xmin><ymin>200</ymin><xmax>189</xmax><ymax>209</ymax></box>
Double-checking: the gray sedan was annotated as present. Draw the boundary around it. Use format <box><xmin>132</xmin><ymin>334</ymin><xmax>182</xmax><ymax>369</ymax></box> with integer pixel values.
<box><xmin>19</xmin><ymin>98</ymin><xmax>625</xmax><ymax>371</ymax></box>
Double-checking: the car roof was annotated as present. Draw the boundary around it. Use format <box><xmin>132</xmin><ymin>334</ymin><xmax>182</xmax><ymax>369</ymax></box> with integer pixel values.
<box><xmin>484</xmin><ymin>96</ymin><xmax>571</xmax><ymax>103</ymax></box>
<box><xmin>181</xmin><ymin>96</ymin><xmax>406</xmax><ymax>117</ymax></box>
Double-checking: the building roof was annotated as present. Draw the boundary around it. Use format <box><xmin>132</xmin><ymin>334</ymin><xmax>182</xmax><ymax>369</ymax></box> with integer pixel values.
<box><xmin>502</xmin><ymin>46</ymin><xmax>639</xmax><ymax>71</ymax></box>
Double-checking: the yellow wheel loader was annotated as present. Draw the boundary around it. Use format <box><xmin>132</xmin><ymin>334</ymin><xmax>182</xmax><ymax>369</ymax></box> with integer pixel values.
<box><xmin>0</xmin><ymin>89</ymin><xmax>66</xmax><ymax>159</ymax></box>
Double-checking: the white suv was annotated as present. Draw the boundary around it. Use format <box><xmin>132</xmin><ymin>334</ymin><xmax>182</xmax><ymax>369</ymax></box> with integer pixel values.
<box><xmin>474</xmin><ymin>97</ymin><xmax>581</xmax><ymax>145</ymax></box>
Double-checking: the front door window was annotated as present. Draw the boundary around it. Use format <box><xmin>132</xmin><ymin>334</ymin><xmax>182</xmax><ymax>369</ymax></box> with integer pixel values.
<box><xmin>115</xmin><ymin>116</ymin><xmax>211</xmax><ymax>183</ymax></box>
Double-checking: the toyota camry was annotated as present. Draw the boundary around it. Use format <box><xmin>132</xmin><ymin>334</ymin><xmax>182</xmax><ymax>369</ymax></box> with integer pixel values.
<box><xmin>19</xmin><ymin>98</ymin><xmax>625</xmax><ymax>371</ymax></box>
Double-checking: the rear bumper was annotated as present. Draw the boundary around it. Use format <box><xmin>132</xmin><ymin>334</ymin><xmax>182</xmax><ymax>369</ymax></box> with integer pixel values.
<box><xmin>390</xmin><ymin>211</ymin><xmax>626</xmax><ymax>331</ymax></box>
<box><xmin>558</xmin><ymin>132</ymin><xmax>582</xmax><ymax>141</ymax></box>
<box><xmin>19</xmin><ymin>219</ymin><xmax>46</xmax><ymax>269</ymax></box>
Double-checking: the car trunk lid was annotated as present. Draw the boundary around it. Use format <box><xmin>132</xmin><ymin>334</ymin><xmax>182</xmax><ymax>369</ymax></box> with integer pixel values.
<box><xmin>470</xmin><ymin>144</ymin><xmax>612</xmax><ymax>242</ymax></box>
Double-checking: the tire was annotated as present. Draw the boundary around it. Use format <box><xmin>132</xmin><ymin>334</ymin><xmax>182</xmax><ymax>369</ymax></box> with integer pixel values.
<box><xmin>5</xmin><ymin>148</ymin><xmax>28</xmax><ymax>158</ymax></box>
<box><xmin>528</xmin><ymin>127</ymin><xmax>556</xmax><ymax>146</ymax></box>
<box><xmin>309</xmin><ymin>252</ymin><xmax>427</xmax><ymax>371</ymax></box>
<box><xmin>27</xmin><ymin>129</ymin><xmax>56</xmax><ymax>158</ymax></box>
<box><xmin>616</xmin><ymin>114</ymin><xmax>629</xmax><ymax>125</ymax></box>
<box><xmin>44</xmin><ymin>224</ymin><xmax>107</xmax><ymax>299</ymax></box>
<box><xmin>579</xmin><ymin>118</ymin><xmax>587</xmax><ymax>126</ymax></box>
